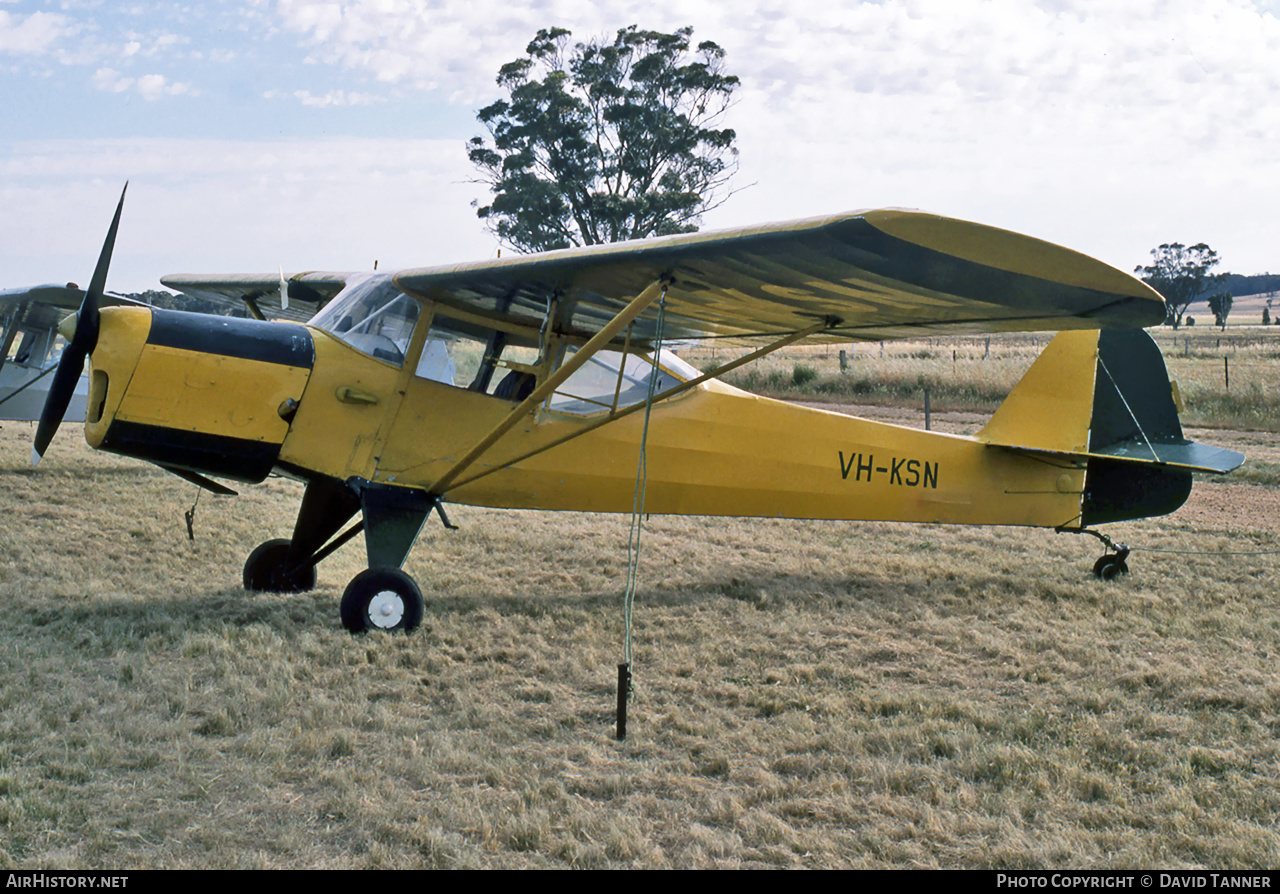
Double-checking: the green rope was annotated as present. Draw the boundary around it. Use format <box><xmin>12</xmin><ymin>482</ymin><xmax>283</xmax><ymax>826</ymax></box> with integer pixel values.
<box><xmin>623</xmin><ymin>288</ymin><xmax>668</xmax><ymax>672</ymax></box>
<box><xmin>1132</xmin><ymin>545</ymin><xmax>1280</xmax><ymax>557</ymax></box>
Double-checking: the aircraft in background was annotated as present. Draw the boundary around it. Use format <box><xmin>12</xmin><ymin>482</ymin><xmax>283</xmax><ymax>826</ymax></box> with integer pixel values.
<box><xmin>32</xmin><ymin>187</ymin><xmax>1244</xmax><ymax>634</ymax></box>
<box><xmin>1</xmin><ymin>284</ymin><xmax>113</xmax><ymax>422</ymax></box>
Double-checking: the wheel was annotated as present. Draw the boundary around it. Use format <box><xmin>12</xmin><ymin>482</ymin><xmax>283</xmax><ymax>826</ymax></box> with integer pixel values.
<box><xmin>243</xmin><ymin>539</ymin><xmax>317</xmax><ymax>592</ymax></box>
<box><xmin>340</xmin><ymin>567</ymin><xmax>424</xmax><ymax>634</ymax></box>
<box><xmin>1092</xmin><ymin>554</ymin><xmax>1128</xmax><ymax>581</ymax></box>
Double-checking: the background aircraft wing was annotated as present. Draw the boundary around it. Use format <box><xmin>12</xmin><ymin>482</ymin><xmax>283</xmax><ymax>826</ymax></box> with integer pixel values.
<box><xmin>0</xmin><ymin>284</ymin><xmax>151</xmax><ymax>332</ymax></box>
<box><xmin>159</xmin><ymin>272</ymin><xmax>352</xmax><ymax>322</ymax></box>
<box><xmin>394</xmin><ymin>210</ymin><xmax>1166</xmax><ymax>345</ymax></box>
<box><xmin>1</xmin><ymin>284</ymin><xmax>88</xmax><ymax>332</ymax></box>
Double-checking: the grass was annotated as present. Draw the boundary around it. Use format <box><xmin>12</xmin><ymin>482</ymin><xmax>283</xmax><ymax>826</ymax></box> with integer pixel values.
<box><xmin>1</xmin><ymin>417</ymin><xmax>1279</xmax><ymax>868</ymax></box>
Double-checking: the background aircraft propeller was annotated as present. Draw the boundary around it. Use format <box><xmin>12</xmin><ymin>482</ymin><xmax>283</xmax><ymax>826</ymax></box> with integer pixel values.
<box><xmin>31</xmin><ymin>183</ymin><xmax>127</xmax><ymax>465</ymax></box>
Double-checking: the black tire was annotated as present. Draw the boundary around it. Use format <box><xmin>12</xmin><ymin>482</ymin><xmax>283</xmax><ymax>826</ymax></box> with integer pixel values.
<box><xmin>1092</xmin><ymin>555</ymin><xmax>1113</xmax><ymax>579</ymax></box>
<box><xmin>1093</xmin><ymin>555</ymin><xmax>1128</xmax><ymax>581</ymax></box>
<box><xmin>340</xmin><ymin>567</ymin><xmax>424</xmax><ymax>634</ymax></box>
<box><xmin>243</xmin><ymin>539</ymin><xmax>317</xmax><ymax>592</ymax></box>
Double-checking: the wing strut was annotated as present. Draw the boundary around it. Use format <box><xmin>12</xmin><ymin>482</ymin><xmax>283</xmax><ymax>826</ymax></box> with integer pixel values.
<box><xmin>426</xmin><ymin>276</ymin><xmax>674</xmax><ymax>495</ymax></box>
<box><xmin>0</xmin><ymin>363</ymin><xmax>57</xmax><ymax>410</ymax></box>
<box><xmin>439</xmin><ymin>317</ymin><xmax>835</xmax><ymax>495</ymax></box>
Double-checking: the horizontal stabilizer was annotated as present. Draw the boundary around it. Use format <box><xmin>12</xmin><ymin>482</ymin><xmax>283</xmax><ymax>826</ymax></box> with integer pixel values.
<box><xmin>980</xmin><ymin>328</ymin><xmax>1244</xmax><ymax>475</ymax></box>
<box><xmin>1090</xmin><ymin>438</ymin><xmax>1243</xmax><ymax>474</ymax></box>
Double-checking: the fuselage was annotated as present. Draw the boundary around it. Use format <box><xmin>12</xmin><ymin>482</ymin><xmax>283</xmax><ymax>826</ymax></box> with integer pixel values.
<box><xmin>84</xmin><ymin>297</ymin><xmax>1090</xmax><ymax>531</ymax></box>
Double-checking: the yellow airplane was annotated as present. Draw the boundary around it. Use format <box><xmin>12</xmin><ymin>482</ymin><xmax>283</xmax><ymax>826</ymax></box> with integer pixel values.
<box><xmin>34</xmin><ymin>187</ymin><xmax>1243</xmax><ymax>633</ymax></box>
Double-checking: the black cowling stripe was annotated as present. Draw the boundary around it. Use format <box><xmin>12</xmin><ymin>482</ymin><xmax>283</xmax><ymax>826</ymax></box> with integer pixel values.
<box><xmin>146</xmin><ymin>308</ymin><xmax>314</xmax><ymax>368</ymax></box>
<box><xmin>101</xmin><ymin>421</ymin><xmax>282</xmax><ymax>484</ymax></box>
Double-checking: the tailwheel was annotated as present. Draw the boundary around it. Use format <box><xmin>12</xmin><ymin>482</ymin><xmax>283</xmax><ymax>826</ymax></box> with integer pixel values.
<box><xmin>243</xmin><ymin>538</ymin><xmax>317</xmax><ymax>592</ymax></box>
<box><xmin>340</xmin><ymin>567</ymin><xmax>424</xmax><ymax>634</ymax></box>
<box><xmin>1092</xmin><ymin>547</ymin><xmax>1131</xmax><ymax>581</ymax></box>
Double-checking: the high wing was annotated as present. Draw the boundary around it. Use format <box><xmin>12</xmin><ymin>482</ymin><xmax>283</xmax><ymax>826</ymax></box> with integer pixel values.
<box><xmin>159</xmin><ymin>272</ymin><xmax>352</xmax><ymax>323</ymax></box>
<box><xmin>0</xmin><ymin>284</ymin><xmax>151</xmax><ymax>338</ymax></box>
<box><xmin>394</xmin><ymin>209</ymin><xmax>1166</xmax><ymax>345</ymax></box>
<box><xmin>1</xmin><ymin>284</ymin><xmax>89</xmax><ymax>333</ymax></box>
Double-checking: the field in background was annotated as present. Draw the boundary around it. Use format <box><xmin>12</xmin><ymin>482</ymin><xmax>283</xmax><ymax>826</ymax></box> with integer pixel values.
<box><xmin>1</xmin><ymin>325</ymin><xmax>1278</xmax><ymax>869</ymax></box>
<box><xmin>685</xmin><ymin>325</ymin><xmax>1280</xmax><ymax>435</ymax></box>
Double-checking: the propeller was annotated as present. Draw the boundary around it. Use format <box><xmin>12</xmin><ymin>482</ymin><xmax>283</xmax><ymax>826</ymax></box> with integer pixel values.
<box><xmin>31</xmin><ymin>183</ymin><xmax>127</xmax><ymax>466</ymax></box>
<box><xmin>278</xmin><ymin>265</ymin><xmax>289</xmax><ymax>312</ymax></box>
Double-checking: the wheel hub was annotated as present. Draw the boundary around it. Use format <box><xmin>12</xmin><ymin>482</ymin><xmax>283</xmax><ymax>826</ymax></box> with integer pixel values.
<box><xmin>368</xmin><ymin>590</ymin><xmax>405</xmax><ymax>628</ymax></box>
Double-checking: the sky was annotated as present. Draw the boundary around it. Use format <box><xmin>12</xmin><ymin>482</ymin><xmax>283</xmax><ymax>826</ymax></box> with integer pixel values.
<box><xmin>2</xmin><ymin>0</ymin><xmax>1278</xmax><ymax>292</ymax></box>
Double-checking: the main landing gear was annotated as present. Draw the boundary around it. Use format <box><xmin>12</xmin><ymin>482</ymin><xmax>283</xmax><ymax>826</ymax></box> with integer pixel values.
<box><xmin>243</xmin><ymin>538</ymin><xmax>317</xmax><ymax>593</ymax></box>
<box><xmin>242</xmin><ymin>477</ymin><xmax>449</xmax><ymax>634</ymax></box>
<box><xmin>339</xmin><ymin>568</ymin><xmax>424</xmax><ymax>633</ymax></box>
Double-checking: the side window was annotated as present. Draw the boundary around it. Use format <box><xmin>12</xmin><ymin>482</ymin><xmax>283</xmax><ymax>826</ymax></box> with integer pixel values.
<box><xmin>547</xmin><ymin>348</ymin><xmax>697</xmax><ymax>416</ymax></box>
<box><xmin>414</xmin><ymin>338</ymin><xmax>457</xmax><ymax>385</ymax></box>
<box><xmin>8</xmin><ymin>329</ymin><xmax>51</xmax><ymax>368</ymax></box>
<box><xmin>414</xmin><ymin>321</ymin><xmax>486</xmax><ymax>388</ymax></box>
<box><xmin>415</xmin><ymin>313</ymin><xmax>540</xmax><ymax>402</ymax></box>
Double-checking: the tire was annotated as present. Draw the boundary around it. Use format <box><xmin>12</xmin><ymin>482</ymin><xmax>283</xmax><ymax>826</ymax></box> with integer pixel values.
<box><xmin>1092</xmin><ymin>555</ymin><xmax>1113</xmax><ymax>579</ymax></box>
<box><xmin>243</xmin><ymin>539</ymin><xmax>317</xmax><ymax>592</ymax></box>
<box><xmin>340</xmin><ymin>567</ymin><xmax>424</xmax><ymax>634</ymax></box>
<box><xmin>1093</xmin><ymin>554</ymin><xmax>1128</xmax><ymax>581</ymax></box>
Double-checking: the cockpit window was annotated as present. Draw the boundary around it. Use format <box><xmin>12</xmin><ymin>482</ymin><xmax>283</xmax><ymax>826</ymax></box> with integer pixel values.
<box><xmin>6</xmin><ymin>328</ymin><xmax>56</xmax><ymax>369</ymax></box>
<box><xmin>414</xmin><ymin>313</ymin><xmax>540</xmax><ymax>401</ymax></box>
<box><xmin>547</xmin><ymin>348</ymin><xmax>698</xmax><ymax>416</ymax></box>
<box><xmin>310</xmin><ymin>274</ymin><xmax>419</xmax><ymax>367</ymax></box>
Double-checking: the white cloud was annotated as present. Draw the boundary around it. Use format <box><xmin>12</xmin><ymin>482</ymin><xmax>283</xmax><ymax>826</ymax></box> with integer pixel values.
<box><xmin>91</xmin><ymin>67</ymin><xmax>132</xmax><ymax>93</ymax></box>
<box><xmin>136</xmin><ymin>72</ymin><xmax>190</xmax><ymax>99</ymax></box>
<box><xmin>6</xmin><ymin>0</ymin><xmax>1280</xmax><ymax>285</ymax></box>
<box><xmin>91</xmin><ymin>67</ymin><xmax>192</xmax><ymax>99</ymax></box>
<box><xmin>0</xmin><ymin>9</ymin><xmax>75</xmax><ymax>54</ymax></box>
<box><xmin>292</xmin><ymin>88</ymin><xmax>385</xmax><ymax>107</ymax></box>
<box><xmin>0</xmin><ymin>137</ymin><xmax>491</xmax><ymax>291</ymax></box>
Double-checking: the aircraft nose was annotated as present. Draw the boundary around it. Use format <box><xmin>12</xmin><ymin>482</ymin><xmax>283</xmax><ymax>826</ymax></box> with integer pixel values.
<box><xmin>88</xmin><ymin>307</ymin><xmax>315</xmax><ymax>483</ymax></box>
<box><xmin>83</xmin><ymin>306</ymin><xmax>152</xmax><ymax>445</ymax></box>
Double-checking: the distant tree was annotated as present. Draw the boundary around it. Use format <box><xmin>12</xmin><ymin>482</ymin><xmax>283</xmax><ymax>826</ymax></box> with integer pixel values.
<box><xmin>1207</xmin><ymin>290</ymin><xmax>1233</xmax><ymax>330</ymax></box>
<box><xmin>1263</xmin><ymin>306</ymin><xmax>1271</xmax><ymax>325</ymax></box>
<box><xmin>1135</xmin><ymin>242</ymin><xmax>1228</xmax><ymax>329</ymax></box>
<box><xmin>1224</xmin><ymin>272</ymin><xmax>1280</xmax><ymax>297</ymax></box>
<box><xmin>468</xmin><ymin>25</ymin><xmax>740</xmax><ymax>253</ymax></box>
<box><xmin>125</xmin><ymin>289</ymin><xmax>242</xmax><ymax>317</ymax></box>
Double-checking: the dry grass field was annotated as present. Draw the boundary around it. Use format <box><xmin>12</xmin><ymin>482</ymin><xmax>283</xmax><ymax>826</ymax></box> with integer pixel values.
<box><xmin>1</xmin><ymin>330</ymin><xmax>1278</xmax><ymax>869</ymax></box>
<box><xmin>697</xmin><ymin>325</ymin><xmax>1280</xmax><ymax>436</ymax></box>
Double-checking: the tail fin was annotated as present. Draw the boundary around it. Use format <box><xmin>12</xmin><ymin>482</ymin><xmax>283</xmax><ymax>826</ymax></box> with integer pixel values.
<box><xmin>979</xmin><ymin>329</ymin><xmax>1244</xmax><ymax>527</ymax></box>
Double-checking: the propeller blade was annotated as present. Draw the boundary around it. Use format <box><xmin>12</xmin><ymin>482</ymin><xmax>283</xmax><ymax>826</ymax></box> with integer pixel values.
<box><xmin>278</xmin><ymin>265</ymin><xmax>289</xmax><ymax>311</ymax></box>
<box><xmin>32</xmin><ymin>183</ymin><xmax>127</xmax><ymax>465</ymax></box>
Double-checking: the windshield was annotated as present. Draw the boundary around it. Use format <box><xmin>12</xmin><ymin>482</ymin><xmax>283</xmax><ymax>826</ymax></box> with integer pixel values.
<box><xmin>310</xmin><ymin>274</ymin><xmax>419</xmax><ymax>367</ymax></box>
